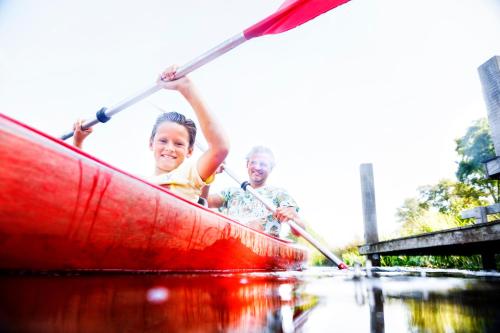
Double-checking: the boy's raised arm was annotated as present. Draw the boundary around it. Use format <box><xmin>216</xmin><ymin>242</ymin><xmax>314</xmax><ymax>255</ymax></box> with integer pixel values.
<box><xmin>157</xmin><ymin>66</ymin><xmax>230</xmax><ymax>181</ymax></box>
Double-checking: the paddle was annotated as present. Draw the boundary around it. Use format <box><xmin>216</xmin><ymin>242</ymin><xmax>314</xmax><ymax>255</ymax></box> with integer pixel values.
<box><xmin>193</xmin><ymin>142</ymin><xmax>348</xmax><ymax>270</ymax></box>
<box><xmin>60</xmin><ymin>0</ymin><xmax>350</xmax><ymax>140</ymax></box>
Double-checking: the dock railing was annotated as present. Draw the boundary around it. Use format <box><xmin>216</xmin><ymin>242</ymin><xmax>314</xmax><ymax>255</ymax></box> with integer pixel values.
<box><xmin>460</xmin><ymin>203</ymin><xmax>500</xmax><ymax>224</ymax></box>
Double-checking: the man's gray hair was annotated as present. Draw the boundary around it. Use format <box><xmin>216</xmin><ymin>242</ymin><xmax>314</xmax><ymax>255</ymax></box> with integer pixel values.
<box><xmin>246</xmin><ymin>146</ymin><xmax>276</xmax><ymax>169</ymax></box>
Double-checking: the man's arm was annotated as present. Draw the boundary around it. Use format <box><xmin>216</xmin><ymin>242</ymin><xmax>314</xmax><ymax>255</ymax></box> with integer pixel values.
<box><xmin>207</xmin><ymin>193</ymin><xmax>225</xmax><ymax>208</ymax></box>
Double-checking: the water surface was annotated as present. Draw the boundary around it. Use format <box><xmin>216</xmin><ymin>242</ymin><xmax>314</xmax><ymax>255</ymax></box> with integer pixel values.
<box><xmin>0</xmin><ymin>267</ymin><xmax>499</xmax><ymax>332</ymax></box>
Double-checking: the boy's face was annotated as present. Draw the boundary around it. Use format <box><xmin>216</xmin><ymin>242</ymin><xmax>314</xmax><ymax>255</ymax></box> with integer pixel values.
<box><xmin>150</xmin><ymin>121</ymin><xmax>192</xmax><ymax>173</ymax></box>
<box><xmin>247</xmin><ymin>153</ymin><xmax>273</xmax><ymax>188</ymax></box>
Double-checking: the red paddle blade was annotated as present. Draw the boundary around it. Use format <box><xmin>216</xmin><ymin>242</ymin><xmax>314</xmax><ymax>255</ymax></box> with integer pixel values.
<box><xmin>243</xmin><ymin>0</ymin><xmax>350</xmax><ymax>39</ymax></box>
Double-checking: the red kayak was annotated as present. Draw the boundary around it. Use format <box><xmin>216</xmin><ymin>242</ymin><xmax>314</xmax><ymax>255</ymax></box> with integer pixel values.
<box><xmin>0</xmin><ymin>113</ymin><xmax>308</xmax><ymax>272</ymax></box>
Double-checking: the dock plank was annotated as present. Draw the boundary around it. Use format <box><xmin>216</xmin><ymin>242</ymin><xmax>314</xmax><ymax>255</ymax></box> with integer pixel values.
<box><xmin>358</xmin><ymin>220</ymin><xmax>500</xmax><ymax>256</ymax></box>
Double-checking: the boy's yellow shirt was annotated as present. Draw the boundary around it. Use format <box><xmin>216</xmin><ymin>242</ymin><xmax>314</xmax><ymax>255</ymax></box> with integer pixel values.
<box><xmin>147</xmin><ymin>160</ymin><xmax>214</xmax><ymax>202</ymax></box>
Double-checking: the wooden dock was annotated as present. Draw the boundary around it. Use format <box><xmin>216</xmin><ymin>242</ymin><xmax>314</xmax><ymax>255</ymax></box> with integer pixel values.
<box><xmin>357</xmin><ymin>56</ymin><xmax>500</xmax><ymax>271</ymax></box>
<box><xmin>358</xmin><ymin>221</ymin><xmax>500</xmax><ymax>263</ymax></box>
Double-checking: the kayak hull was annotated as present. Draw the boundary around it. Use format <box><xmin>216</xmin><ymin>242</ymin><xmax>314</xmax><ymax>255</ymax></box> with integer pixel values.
<box><xmin>0</xmin><ymin>114</ymin><xmax>308</xmax><ymax>272</ymax></box>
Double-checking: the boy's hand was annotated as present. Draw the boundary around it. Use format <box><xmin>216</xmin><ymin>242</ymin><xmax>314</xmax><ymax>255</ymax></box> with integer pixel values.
<box><xmin>157</xmin><ymin>65</ymin><xmax>192</xmax><ymax>94</ymax></box>
<box><xmin>215</xmin><ymin>164</ymin><xmax>225</xmax><ymax>174</ymax></box>
<box><xmin>73</xmin><ymin>119</ymin><xmax>93</xmax><ymax>149</ymax></box>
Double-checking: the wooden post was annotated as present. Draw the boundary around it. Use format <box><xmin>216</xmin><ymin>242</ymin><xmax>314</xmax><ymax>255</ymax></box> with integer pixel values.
<box><xmin>360</xmin><ymin>163</ymin><xmax>380</xmax><ymax>266</ymax></box>
<box><xmin>477</xmin><ymin>56</ymin><xmax>500</xmax><ymax>268</ymax></box>
<box><xmin>478</xmin><ymin>56</ymin><xmax>500</xmax><ymax>178</ymax></box>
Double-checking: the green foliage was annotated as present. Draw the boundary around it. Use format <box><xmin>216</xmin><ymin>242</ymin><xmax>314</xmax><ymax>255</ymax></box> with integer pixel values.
<box><xmin>416</xmin><ymin>180</ymin><xmax>488</xmax><ymax>216</ymax></box>
<box><xmin>341</xmin><ymin>248</ymin><xmax>365</xmax><ymax>267</ymax></box>
<box><xmin>310</xmin><ymin>241</ymin><xmax>364</xmax><ymax>267</ymax></box>
<box><xmin>314</xmin><ymin>118</ymin><xmax>498</xmax><ymax>270</ymax></box>
<box><xmin>396</xmin><ymin>198</ymin><xmax>426</xmax><ymax>223</ymax></box>
<box><xmin>302</xmin><ymin>225</ymin><xmax>352</xmax><ymax>266</ymax></box>
<box><xmin>338</xmin><ymin>242</ymin><xmax>365</xmax><ymax>266</ymax></box>
<box><xmin>396</xmin><ymin>180</ymin><xmax>487</xmax><ymax>232</ymax></box>
<box><xmin>381</xmin><ymin>255</ymin><xmax>483</xmax><ymax>270</ymax></box>
<box><xmin>456</xmin><ymin>118</ymin><xmax>495</xmax><ymax>181</ymax></box>
<box><xmin>455</xmin><ymin>118</ymin><xmax>499</xmax><ymax>203</ymax></box>
<box><xmin>405</xmin><ymin>297</ymin><xmax>488</xmax><ymax>332</ymax></box>
<box><xmin>309</xmin><ymin>252</ymin><xmax>328</xmax><ymax>266</ymax></box>
<box><xmin>384</xmin><ymin>118</ymin><xmax>498</xmax><ymax>270</ymax></box>
<box><xmin>395</xmin><ymin>119</ymin><xmax>497</xmax><ymax>229</ymax></box>
<box><xmin>397</xmin><ymin>210</ymin><xmax>462</xmax><ymax>237</ymax></box>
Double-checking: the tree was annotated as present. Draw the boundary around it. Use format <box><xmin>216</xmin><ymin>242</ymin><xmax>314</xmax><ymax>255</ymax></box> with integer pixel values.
<box><xmin>388</xmin><ymin>118</ymin><xmax>497</xmax><ymax>270</ymax></box>
<box><xmin>396</xmin><ymin>180</ymin><xmax>486</xmax><ymax>229</ymax></box>
<box><xmin>418</xmin><ymin>180</ymin><xmax>488</xmax><ymax>216</ymax></box>
<box><xmin>396</xmin><ymin>118</ymin><xmax>495</xmax><ymax>231</ymax></box>
<box><xmin>455</xmin><ymin>118</ymin><xmax>498</xmax><ymax>202</ymax></box>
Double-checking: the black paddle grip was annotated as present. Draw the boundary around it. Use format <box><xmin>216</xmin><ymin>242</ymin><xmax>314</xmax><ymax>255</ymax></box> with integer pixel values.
<box><xmin>96</xmin><ymin>107</ymin><xmax>111</xmax><ymax>123</ymax></box>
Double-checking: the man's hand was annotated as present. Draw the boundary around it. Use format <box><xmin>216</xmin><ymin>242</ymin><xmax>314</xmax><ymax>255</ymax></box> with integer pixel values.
<box><xmin>273</xmin><ymin>206</ymin><xmax>306</xmax><ymax>236</ymax></box>
<box><xmin>246</xmin><ymin>219</ymin><xmax>265</xmax><ymax>232</ymax></box>
<box><xmin>273</xmin><ymin>206</ymin><xmax>299</xmax><ymax>223</ymax></box>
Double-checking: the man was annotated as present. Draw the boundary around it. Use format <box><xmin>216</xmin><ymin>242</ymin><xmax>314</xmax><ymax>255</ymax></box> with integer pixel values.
<box><xmin>208</xmin><ymin>146</ymin><xmax>305</xmax><ymax>240</ymax></box>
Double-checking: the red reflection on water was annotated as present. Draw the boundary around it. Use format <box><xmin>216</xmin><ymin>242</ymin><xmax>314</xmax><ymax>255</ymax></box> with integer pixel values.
<box><xmin>0</xmin><ymin>274</ymin><xmax>318</xmax><ymax>332</ymax></box>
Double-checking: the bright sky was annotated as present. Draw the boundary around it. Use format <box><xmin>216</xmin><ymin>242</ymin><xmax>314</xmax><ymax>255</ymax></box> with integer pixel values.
<box><xmin>1</xmin><ymin>0</ymin><xmax>500</xmax><ymax>247</ymax></box>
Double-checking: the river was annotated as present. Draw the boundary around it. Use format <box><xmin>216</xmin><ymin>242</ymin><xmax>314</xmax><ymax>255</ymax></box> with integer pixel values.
<box><xmin>1</xmin><ymin>267</ymin><xmax>499</xmax><ymax>332</ymax></box>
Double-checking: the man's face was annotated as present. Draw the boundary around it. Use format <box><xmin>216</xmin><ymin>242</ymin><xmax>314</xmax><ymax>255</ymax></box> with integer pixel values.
<box><xmin>247</xmin><ymin>152</ymin><xmax>273</xmax><ymax>187</ymax></box>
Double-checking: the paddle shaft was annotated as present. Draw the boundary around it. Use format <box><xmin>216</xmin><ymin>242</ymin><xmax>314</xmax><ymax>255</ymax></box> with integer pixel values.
<box><xmin>59</xmin><ymin>0</ymin><xmax>351</xmax><ymax>140</ymax></box>
<box><xmin>60</xmin><ymin>33</ymin><xmax>247</xmax><ymax>140</ymax></box>
<box><xmin>215</xmin><ymin>159</ymin><xmax>348</xmax><ymax>269</ymax></box>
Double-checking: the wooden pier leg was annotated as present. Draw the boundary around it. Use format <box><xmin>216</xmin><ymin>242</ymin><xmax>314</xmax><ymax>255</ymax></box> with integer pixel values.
<box><xmin>481</xmin><ymin>253</ymin><xmax>496</xmax><ymax>271</ymax></box>
<box><xmin>360</xmin><ymin>163</ymin><xmax>381</xmax><ymax>266</ymax></box>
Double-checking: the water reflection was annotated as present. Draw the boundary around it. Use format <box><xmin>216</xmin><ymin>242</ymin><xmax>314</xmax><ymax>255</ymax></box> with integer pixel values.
<box><xmin>353</xmin><ymin>280</ymin><xmax>384</xmax><ymax>332</ymax></box>
<box><xmin>383</xmin><ymin>277</ymin><xmax>500</xmax><ymax>333</ymax></box>
<box><xmin>0</xmin><ymin>274</ymin><xmax>318</xmax><ymax>332</ymax></box>
<box><xmin>349</xmin><ymin>274</ymin><xmax>500</xmax><ymax>333</ymax></box>
<box><xmin>0</xmin><ymin>270</ymin><xmax>499</xmax><ymax>332</ymax></box>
